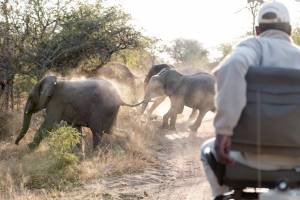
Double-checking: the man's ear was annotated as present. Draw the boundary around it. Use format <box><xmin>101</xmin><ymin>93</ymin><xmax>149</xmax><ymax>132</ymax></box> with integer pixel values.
<box><xmin>255</xmin><ymin>26</ymin><xmax>261</xmax><ymax>36</ymax></box>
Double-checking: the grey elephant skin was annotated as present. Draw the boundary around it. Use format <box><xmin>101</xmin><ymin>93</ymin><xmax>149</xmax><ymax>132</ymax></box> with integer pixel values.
<box><xmin>15</xmin><ymin>76</ymin><xmax>143</xmax><ymax>150</ymax></box>
<box><xmin>142</xmin><ymin>64</ymin><xmax>199</xmax><ymax>120</ymax></box>
<box><xmin>141</xmin><ymin>64</ymin><xmax>173</xmax><ymax>115</ymax></box>
<box><xmin>144</xmin><ymin>69</ymin><xmax>215</xmax><ymax>132</ymax></box>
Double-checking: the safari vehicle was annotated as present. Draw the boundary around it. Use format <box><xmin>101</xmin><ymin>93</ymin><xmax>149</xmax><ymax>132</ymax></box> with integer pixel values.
<box><xmin>202</xmin><ymin>67</ymin><xmax>300</xmax><ymax>200</ymax></box>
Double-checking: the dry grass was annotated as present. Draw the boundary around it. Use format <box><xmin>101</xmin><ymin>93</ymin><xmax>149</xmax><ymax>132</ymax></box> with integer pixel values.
<box><xmin>0</xmin><ymin>111</ymin><xmax>22</xmax><ymax>140</ymax></box>
<box><xmin>0</xmin><ymin>73</ymin><xmax>157</xmax><ymax>199</ymax></box>
<box><xmin>80</xmin><ymin>106</ymin><xmax>157</xmax><ymax>181</ymax></box>
<box><xmin>0</xmin><ymin>105</ymin><xmax>157</xmax><ymax>199</ymax></box>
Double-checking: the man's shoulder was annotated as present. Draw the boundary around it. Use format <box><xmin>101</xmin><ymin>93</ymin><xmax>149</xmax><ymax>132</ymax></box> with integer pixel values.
<box><xmin>237</xmin><ymin>37</ymin><xmax>261</xmax><ymax>49</ymax></box>
<box><xmin>291</xmin><ymin>42</ymin><xmax>300</xmax><ymax>51</ymax></box>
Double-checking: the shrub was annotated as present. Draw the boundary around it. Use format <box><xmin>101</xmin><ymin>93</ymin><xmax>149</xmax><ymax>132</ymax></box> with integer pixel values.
<box><xmin>22</xmin><ymin>122</ymin><xmax>81</xmax><ymax>190</ymax></box>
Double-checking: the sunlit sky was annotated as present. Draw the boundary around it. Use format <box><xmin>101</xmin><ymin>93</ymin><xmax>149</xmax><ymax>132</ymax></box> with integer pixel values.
<box><xmin>104</xmin><ymin>0</ymin><xmax>300</xmax><ymax>51</ymax></box>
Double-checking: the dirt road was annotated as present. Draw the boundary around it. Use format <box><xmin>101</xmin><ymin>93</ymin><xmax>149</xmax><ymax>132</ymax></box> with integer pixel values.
<box><xmin>99</xmin><ymin>105</ymin><xmax>214</xmax><ymax>200</ymax></box>
<box><xmin>58</xmin><ymin>101</ymin><xmax>214</xmax><ymax>200</ymax></box>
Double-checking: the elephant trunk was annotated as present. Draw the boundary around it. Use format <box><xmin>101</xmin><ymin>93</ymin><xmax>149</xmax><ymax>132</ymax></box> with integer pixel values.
<box><xmin>15</xmin><ymin>101</ymin><xmax>33</xmax><ymax>145</ymax></box>
<box><xmin>141</xmin><ymin>101</ymin><xmax>149</xmax><ymax>114</ymax></box>
<box><xmin>140</xmin><ymin>92</ymin><xmax>151</xmax><ymax>114</ymax></box>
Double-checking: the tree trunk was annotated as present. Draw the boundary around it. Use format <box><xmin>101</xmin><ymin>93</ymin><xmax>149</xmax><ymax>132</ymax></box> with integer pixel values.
<box><xmin>4</xmin><ymin>83</ymin><xmax>9</xmax><ymax>110</ymax></box>
<box><xmin>9</xmin><ymin>79</ymin><xmax>14</xmax><ymax>110</ymax></box>
<box><xmin>3</xmin><ymin>78</ymin><xmax>15</xmax><ymax>111</ymax></box>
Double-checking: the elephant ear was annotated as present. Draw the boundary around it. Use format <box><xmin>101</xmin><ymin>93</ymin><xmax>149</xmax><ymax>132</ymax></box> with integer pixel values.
<box><xmin>160</xmin><ymin>69</ymin><xmax>183</xmax><ymax>96</ymax></box>
<box><xmin>38</xmin><ymin>76</ymin><xmax>57</xmax><ymax>108</ymax></box>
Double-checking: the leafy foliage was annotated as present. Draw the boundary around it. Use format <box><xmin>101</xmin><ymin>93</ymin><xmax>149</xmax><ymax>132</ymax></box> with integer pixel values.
<box><xmin>167</xmin><ymin>38</ymin><xmax>209</xmax><ymax>66</ymax></box>
<box><xmin>292</xmin><ymin>27</ymin><xmax>300</xmax><ymax>46</ymax></box>
<box><xmin>32</xmin><ymin>4</ymin><xmax>146</xmax><ymax>73</ymax></box>
<box><xmin>217</xmin><ymin>43</ymin><xmax>232</xmax><ymax>60</ymax></box>
<box><xmin>0</xmin><ymin>0</ymin><xmax>149</xmax><ymax>110</ymax></box>
<box><xmin>48</xmin><ymin>123</ymin><xmax>81</xmax><ymax>166</ymax></box>
<box><xmin>111</xmin><ymin>49</ymin><xmax>153</xmax><ymax>69</ymax></box>
<box><xmin>22</xmin><ymin>122</ymin><xmax>81</xmax><ymax>189</ymax></box>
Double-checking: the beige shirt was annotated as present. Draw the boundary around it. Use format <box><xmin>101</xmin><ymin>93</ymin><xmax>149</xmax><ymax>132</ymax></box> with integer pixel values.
<box><xmin>213</xmin><ymin>30</ymin><xmax>300</xmax><ymax>170</ymax></box>
<box><xmin>213</xmin><ymin>30</ymin><xmax>300</xmax><ymax>136</ymax></box>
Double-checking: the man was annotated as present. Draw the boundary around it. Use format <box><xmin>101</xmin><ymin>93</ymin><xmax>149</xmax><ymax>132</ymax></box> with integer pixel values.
<box><xmin>201</xmin><ymin>1</ymin><xmax>300</xmax><ymax>199</ymax></box>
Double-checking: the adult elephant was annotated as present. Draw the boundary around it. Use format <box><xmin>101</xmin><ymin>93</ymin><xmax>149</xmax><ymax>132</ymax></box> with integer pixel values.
<box><xmin>97</xmin><ymin>63</ymin><xmax>137</xmax><ymax>91</ymax></box>
<box><xmin>143</xmin><ymin>69</ymin><xmax>215</xmax><ymax>132</ymax></box>
<box><xmin>15</xmin><ymin>76</ymin><xmax>144</xmax><ymax>150</ymax></box>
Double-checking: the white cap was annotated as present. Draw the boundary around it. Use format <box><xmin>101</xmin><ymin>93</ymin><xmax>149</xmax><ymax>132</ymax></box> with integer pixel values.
<box><xmin>258</xmin><ymin>1</ymin><xmax>290</xmax><ymax>24</ymax></box>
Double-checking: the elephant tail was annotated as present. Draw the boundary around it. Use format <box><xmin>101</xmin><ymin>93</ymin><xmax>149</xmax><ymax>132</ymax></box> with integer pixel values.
<box><xmin>120</xmin><ymin>100</ymin><xmax>148</xmax><ymax>107</ymax></box>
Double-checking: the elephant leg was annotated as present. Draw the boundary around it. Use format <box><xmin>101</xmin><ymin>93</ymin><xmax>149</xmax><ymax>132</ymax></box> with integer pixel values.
<box><xmin>28</xmin><ymin>118</ymin><xmax>57</xmax><ymax>150</ymax></box>
<box><xmin>28</xmin><ymin>109</ymin><xmax>61</xmax><ymax>150</ymax></box>
<box><xmin>162</xmin><ymin>110</ymin><xmax>171</xmax><ymax>129</ymax></box>
<box><xmin>189</xmin><ymin>110</ymin><xmax>207</xmax><ymax>132</ymax></box>
<box><xmin>169</xmin><ymin>111</ymin><xmax>178</xmax><ymax>131</ymax></box>
<box><xmin>148</xmin><ymin>96</ymin><xmax>166</xmax><ymax>115</ymax></box>
<box><xmin>92</xmin><ymin>131</ymin><xmax>101</xmax><ymax>149</ymax></box>
<box><xmin>90</xmin><ymin>125</ymin><xmax>103</xmax><ymax>149</ymax></box>
<box><xmin>102</xmin><ymin>108</ymin><xmax>119</xmax><ymax>135</ymax></box>
<box><xmin>169</xmin><ymin>98</ymin><xmax>184</xmax><ymax>130</ymax></box>
<box><xmin>74</xmin><ymin>126</ymin><xmax>85</xmax><ymax>159</ymax></box>
<box><xmin>188</xmin><ymin>109</ymin><xmax>198</xmax><ymax>121</ymax></box>
<box><xmin>89</xmin><ymin>110</ymin><xmax>112</xmax><ymax>150</ymax></box>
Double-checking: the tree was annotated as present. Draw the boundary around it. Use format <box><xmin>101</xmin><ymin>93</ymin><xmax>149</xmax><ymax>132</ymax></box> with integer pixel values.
<box><xmin>110</xmin><ymin>49</ymin><xmax>153</xmax><ymax>69</ymax></box>
<box><xmin>0</xmin><ymin>0</ymin><xmax>76</xmax><ymax>110</ymax></box>
<box><xmin>246</xmin><ymin>0</ymin><xmax>264</xmax><ymax>35</ymax></box>
<box><xmin>167</xmin><ymin>38</ymin><xmax>208</xmax><ymax>66</ymax></box>
<box><xmin>217</xmin><ymin>43</ymin><xmax>232</xmax><ymax>61</ymax></box>
<box><xmin>0</xmin><ymin>0</ymin><xmax>149</xmax><ymax>110</ymax></box>
<box><xmin>31</xmin><ymin>4</ymin><xmax>146</xmax><ymax>74</ymax></box>
<box><xmin>292</xmin><ymin>27</ymin><xmax>300</xmax><ymax>46</ymax></box>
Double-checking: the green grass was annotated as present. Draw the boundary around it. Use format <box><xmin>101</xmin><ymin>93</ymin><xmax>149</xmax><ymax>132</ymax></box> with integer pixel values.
<box><xmin>22</xmin><ymin>122</ymin><xmax>81</xmax><ymax>190</ymax></box>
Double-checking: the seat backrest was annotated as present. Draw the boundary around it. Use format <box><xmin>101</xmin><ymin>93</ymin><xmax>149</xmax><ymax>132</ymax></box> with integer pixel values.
<box><xmin>233</xmin><ymin>67</ymin><xmax>300</xmax><ymax>155</ymax></box>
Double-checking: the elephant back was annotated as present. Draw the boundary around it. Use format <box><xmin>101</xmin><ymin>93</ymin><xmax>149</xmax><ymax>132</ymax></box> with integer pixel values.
<box><xmin>182</xmin><ymin>73</ymin><xmax>215</xmax><ymax>107</ymax></box>
<box><xmin>144</xmin><ymin>64</ymin><xmax>173</xmax><ymax>85</ymax></box>
<box><xmin>187</xmin><ymin>73</ymin><xmax>215</xmax><ymax>93</ymax></box>
<box><xmin>54</xmin><ymin>79</ymin><xmax>121</xmax><ymax>108</ymax></box>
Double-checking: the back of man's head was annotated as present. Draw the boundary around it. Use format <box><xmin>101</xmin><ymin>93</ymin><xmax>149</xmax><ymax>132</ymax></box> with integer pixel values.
<box><xmin>257</xmin><ymin>1</ymin><xmax>291</xmax><ymax>35</ymax></box>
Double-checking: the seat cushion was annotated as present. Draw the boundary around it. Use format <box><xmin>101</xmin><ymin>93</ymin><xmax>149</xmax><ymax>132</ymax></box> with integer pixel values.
<box><xmin>224</xmin><ymin>162</ymin><xmax>300</xmax><ymax>189</ymax></box>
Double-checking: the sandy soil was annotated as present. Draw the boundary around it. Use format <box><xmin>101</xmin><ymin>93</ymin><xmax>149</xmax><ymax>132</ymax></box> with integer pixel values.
<box><xmin>103</xmin><ymin>118</ymin><xmax>214</xmax><ymax>200</ymax></box>
<box><xmin>75</xmin><ymin>101</ymin><xmax>214</xmax><ymax>200</ymax></box>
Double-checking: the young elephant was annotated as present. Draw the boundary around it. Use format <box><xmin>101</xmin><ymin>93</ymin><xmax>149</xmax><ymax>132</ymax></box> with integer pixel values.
<box><xmin>141</xmin><ymin>64</ymin><xmax>173</xmax><ymax>115</ymax></box>
<box><xmin>15</xmin><ymin>76</ymin><xmax>143</xmax><ymax>150</ymax></box>
<box><xmin>141</xmin><ymin>64</ymin><xmax>198</xmax><ymax>120</ymax></box>
<box><xmin>144</xmin><ymin>69</ymin><xmax>215</xmax><ymax>132</ymax></box>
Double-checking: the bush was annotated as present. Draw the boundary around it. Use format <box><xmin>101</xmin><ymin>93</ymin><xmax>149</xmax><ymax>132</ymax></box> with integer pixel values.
<box><xmin>48</xmin><ymin>123</ymin><xmax>81</xmax><ymax>167</ymax></box>
<box><xmin>22</xmin><ymin>123</ymin><xmax>81</xmax><ymax>189</ymax></box>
